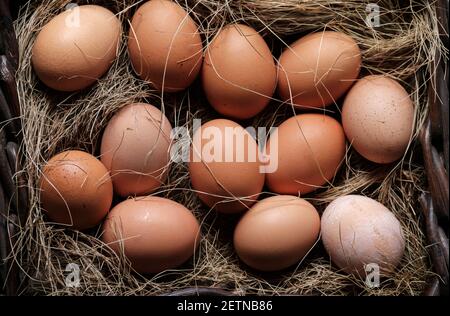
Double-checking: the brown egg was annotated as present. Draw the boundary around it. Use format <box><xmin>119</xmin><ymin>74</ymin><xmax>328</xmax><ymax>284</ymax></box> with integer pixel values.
<box><xmin>265</xmin><ymin>114</ymin><xmax>346</xmax><ymax>195</ymax></box>
<box><xmin>39</xmin><ymin>150</ymin><xmax>113</xmax><ymax>230</ymax></box>
<box><xmin>128</xmin><ymin>0</ymin><xmax>203</xmax><ymax>92</ymax></box>
<box><xmin>102</xmin><ymin>196</ymin><xmax>201</xmax><ymax>274</ymax></box>
<box><xmin>278</xmin><ymin>31</ymin><xmax>361</xmax><ymax>109</ymax></box>
<box><xmin>202</xmin><ymin>24</ymin><xmax>277</xmax><ymax>119</ymax></box>
<box><xmin>32</xmin><ymin>5</ymin><xmax>121</xmax><ymax>91</ymax></box>
<box><xmin>234</xmin><ymin>195</ymin><xmax>320</xmax><ymax>271</ymax></box>
<box><xmin>188</xmin><ymin>119</ymin><xmax>265</xmax><ymax>213</ymax></box>
<box><xmin>321</xmin><ymin>195</ymin><xmax>405</xmax><ymax>277</ymax></box>
<box><xmin>100</xmin><ymin>103</ymin><xmax>172</xmax><ymax>197</ymax></box>
<box><xmin>342</xmin><ymin>75</ymin><xmax>414</xmax><ymax>164</ymax></box>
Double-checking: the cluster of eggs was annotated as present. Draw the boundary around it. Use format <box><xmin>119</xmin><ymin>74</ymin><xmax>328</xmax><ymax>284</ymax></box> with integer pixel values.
<box><xmin>36</xmin><ymin>1</ymin><xmax>412</xmax><ymax>278</ymax></box>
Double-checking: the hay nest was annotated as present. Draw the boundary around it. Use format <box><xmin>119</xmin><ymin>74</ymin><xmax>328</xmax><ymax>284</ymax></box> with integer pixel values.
<box><xmin>12</xmin><ymin>0</ymin><xmax>445</xmax><ymax>295</ymax></box>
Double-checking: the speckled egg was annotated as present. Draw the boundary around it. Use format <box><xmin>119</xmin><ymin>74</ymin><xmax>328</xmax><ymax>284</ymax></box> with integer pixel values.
<box><xmin>342</xmin><ymin>75</ymin><xmax>415</xmax><ymax>164</ymax></box>
<box><xmin>39</xmin><ymin>150</ymin><xmax>113</xmax><ymax>230</ymax></box>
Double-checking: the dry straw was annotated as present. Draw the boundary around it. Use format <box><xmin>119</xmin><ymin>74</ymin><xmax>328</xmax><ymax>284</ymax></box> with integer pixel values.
<box><xmin>11</xmin><ymin>0</ymin><xmax>446</xmax><ymax>295</ymax></box>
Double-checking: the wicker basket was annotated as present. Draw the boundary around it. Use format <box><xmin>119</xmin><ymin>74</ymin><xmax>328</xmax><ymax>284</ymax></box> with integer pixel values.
<box><xmin>0</xmin><ymin>0</ymin><xmax>448</xmax><ymax>296</ymax></box>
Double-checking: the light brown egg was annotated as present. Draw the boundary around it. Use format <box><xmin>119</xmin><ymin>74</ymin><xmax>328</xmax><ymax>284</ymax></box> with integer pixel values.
<box><xmin>234</xmin><ymin>195</ymin><xmax>320</xmax><ymax>271</ymax></box>
<box><xmin>278</xmin><ymin>31</ymin><xmax>361</xmax><ymax>109</ymax></box>
<box><xmin>32</xmin><ymin>5</ymin><xmax>121</xmax><ymax>91</ymax></box>
<box><xmin>100</xmin><ymin>103</ymin><xmax>172</xmax><ymax>197</ymax></box>
<box><xmin>188</xmin><ymin>119</ymin><xmax>265</xmax><ymax>213</ymax></box>
<box><xmin>202</xmin><ymin>24</ymin><xmax>277</xmax><ymax>119</ymax></box>
<box><xmin>128</xmin><ymin>0</ymin><xmax>203</xmax><ymax>92</ymax></box>
<box><xmin>102</xmin><ymin>197</ymin><xmax>201</xmax><ymax>274</ymax></box>
<box><xmin>39</xmin><ymin>150</ymin><xmax>113</xmax><ymax>230</ymax></box>
<box><xmin>321</xmin><ymin>195</ymin><xmax>405</xmax><ymax>277</ymax></box>
<box><xmin>265</xmin><ymin>114</ymin><xmax>346</xmax><ymax>195</ymax></box>
<box><xmin>342</xmin><ymin>75</ymin><xmax>414</xmax><ymax>164</ymax></box>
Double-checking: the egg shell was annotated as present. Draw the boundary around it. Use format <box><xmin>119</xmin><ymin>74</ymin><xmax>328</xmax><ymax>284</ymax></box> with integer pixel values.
<box><xmin>202</xmin><ymin>24</ymin><xmax>277</xmax><ymax>119</ymax></box>
<box><xmin>39</xmin><ymin>150</ymin><xmax>113</xmax><ymax>230</ymax></box>
<box><xmin>278</xmin><ymin>31</ymin><xmax>361</xmax><ymax>109</ymax></box>
<box><xmin>100</xmin><ymin>103</ymin><xmax>172</xmax><ymax>197</ymax></box>
<box><xmin>321</xmin><ymin>195</ymin><xmax>405</xmax><ymax>277</ymax></box>
<box><xmin>342</xmin><ymin>75</ymin><xmax>414</xmax><ymax>164</ymax></box>
<box><xmin>32</xmin><ymin>5</ymin><xmax>121</xmax><ymax>91</ymax></box>
<box><xmin>102</xmin><ymin>197</ymin><xmax>201</xmax><ymax>274</ymax></box>
<box><xmin>188</xmin><ymin>119</ymin><xmax>265</xmax><ymax>213</ymax></box>
<box><xmin>234</xmin><ymin>195</ymin><xmax>320</xmax><ymax>271</ymax></box>
<box><xmin>265</xmin><ymin>114</ymin><xmax>346</xmax><ymax>195</ymax></box>
<box><xmin>128</xmin><ymin>0</ymin><xmax>203</xmax><ymax>92</ymax></box>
